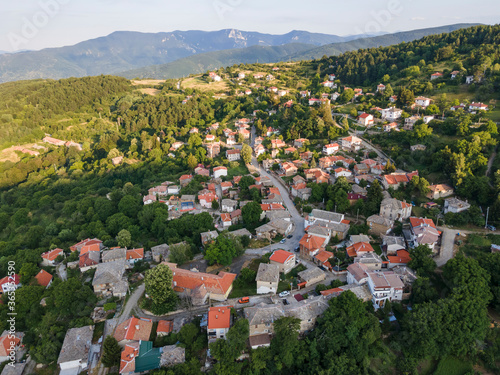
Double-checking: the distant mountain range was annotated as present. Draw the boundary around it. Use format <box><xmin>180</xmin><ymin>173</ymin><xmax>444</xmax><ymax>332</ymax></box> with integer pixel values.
<box><xmin>0</xmin><ymin>29</ymin><xmax>358</xmax><ymax>83</ymax></box>
<box><xmin>120</xmin><ymin>23</ymin><xmax>480</xmax><ymax>80</ymax></box>
<box><xmin>0</xmin><ymin>24</ymin><xmax>481</xmax><ymax>83</ymax></box>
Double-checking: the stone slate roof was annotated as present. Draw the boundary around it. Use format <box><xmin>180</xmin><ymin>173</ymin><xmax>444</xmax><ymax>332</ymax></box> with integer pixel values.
<box><xmin>256</xmin><ymin>263</ymin><xmax>280</xmax><ymax>283</ymax></box>
<box><xmin>298</xmin><ymin>267</ymin><xmax>325</xmax><ymax>283</ymax></box>
<box><xmin>92</xmin><ymin>259</ymin><xmax>126</xmax><ymax>286</ymax></box>
<box><xmin>101</xmin><ymin>248</ymin><xmax>126</xmax><ymax>262</ymax></box>
<box><xmin>309</xmin><ymin>209</ymin><xmax>343</xmax><ymax>223</ymax></box>
<box><xmin>244</xmin><ymin>303</ymin><xmax>285</xmax><ymax>325</ymax></box>
<box><xmin>57</xmin><ymin>325</ymin><xmax>94</xmax><ymax>364</ymax></box>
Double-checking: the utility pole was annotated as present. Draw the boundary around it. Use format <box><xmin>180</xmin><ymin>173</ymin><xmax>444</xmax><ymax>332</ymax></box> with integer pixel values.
<box><xmin>485</xmin><ymin>206</ymin><xmax>490</xmax><ymax>228</ymax></box>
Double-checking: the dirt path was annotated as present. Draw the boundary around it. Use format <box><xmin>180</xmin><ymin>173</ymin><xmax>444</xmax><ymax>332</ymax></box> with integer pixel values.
<box><xmin>117</xmin><ymin>284</ymin><xmax>145</xmax><ymax>325</ymax></box>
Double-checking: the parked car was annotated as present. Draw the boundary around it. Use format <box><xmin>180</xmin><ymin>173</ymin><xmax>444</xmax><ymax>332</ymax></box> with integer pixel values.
<box><xmin>279</xmin><ymin>238</ymin><xmax>286</xmax><ymax>244</ymax></box>
<box><xmin>487</xmin><ymin>225</ymin><xmax>496</xmax><ymax>231</ymax></box>
<box><xmin>238</xmin><ymin>297</ymin><xmax>250</xmax><ymax>304</ymax></box>
<box><xmin>282</xmin><ymin>299</ymin><xmax>289</xmax><ymax>305</ymax></box>
<box><xmin>278</xmin><ymin>290</ymin><xmax>290</xmax><ymax>298</ymax></box>
<box><xmin>287</xmin><ymin>234</ymin><xmax>293</xmax><ymax>239</ymax></box>
<box><xmin>294</xmin><ymin>246</ymin><xmax>300</xmax><ymax>252</ymax></box>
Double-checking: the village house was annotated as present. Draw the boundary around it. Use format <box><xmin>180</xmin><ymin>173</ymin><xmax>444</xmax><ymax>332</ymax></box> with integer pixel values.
<box><xmin>256</xmin><ymin>263</ymin><xmax>280</xmax><ymax>294</ymax></box>
<box><xmin>212</xmin><ymin>166</ymin><xmax>227</xmax><ymax>179</ymax></box>
<box><xmin>200</xmin><ymin>231</ymin><xmax>219</xmax><ymax>247</ymax></box>
<box><xmin>382</xmin><ymin>171</ymin><xmax>418</xmax><ymax>190</ymax></box>
<box><xmin>291</xmin><ymin>182</ymin><xmax>312</xmax><ymax>201</ymax></box>
<box><xmin>314</xmin><ymin>250</ymin><xmax>334</xmax><ymax>271</ymax></box>
<box><xmin>207</xmin><ymin>306</ymin><xmax>232</xmax><ymax>343</ymax></box>
<box><xmin>404</xmin><ymin>115</ymin><xmax>421</xmax><ymax>130</ymax></box>
<box><xmin>381</xmin><ymin>107</ymin><xmax>403</xmax><ymax>121</ymax></box>
<box><xmin>341</xmin><ymin>136</ymin><xmax>362</xmax><ymax>151</ymax></box>
<box><xmin>92</xmin><ymin>259</ymin><xmax>128</xmax><ymax>298</ymax></box>
<box><xmin>57</xmin><ymin>326</ymin><xmax>94</xmax><ymax>375</ymax></box>
<box><xmin>43</xmin><ymin>136</ymin><xmax>66</xmax><ymax>146</ymax></box>
<box><xmin>245</xmin><ymin>303</ymin><xmax>285</xmax><ymax>337</ymax></box>
<box><xmin>256</xmin><ymin>219</ymin><xmax>293</xmax><ymax>240</ymax></box>
<box><xmin>284</xmin><ymin>297</ymin><xmax>330</xmax><ymax>333</ymax></box>
<box><xmin>0</xmin><ymin>332</ymin><xmax>21</xmax><ymax>363</ymax></box>
<box><xmin>377</xmin><ymin>84</ymin><xmax>386</xmax><ymax>92</ymax></box>
<box><xmin>469</xmin><ymin>102</ymin><xmax>489</xmax><ymax>112</ymax></box>
<box><xmin>254</xmin><ymin>144</ymin><xmax>266</xmax><ymax>157</ymax></box>
<box><xmin>170</xmin><ymin>141</ymin><xmax>184</xmax><ymax>152</ymax></box>
<box><xmin>79</xmin><ymin>246</ymin><xmax>100</xmax><ymax>272</ymax></box>
<box><xmin>415</xmin><ymin>96</ymin><xmax>432</xmax><ymax>108</ymax></box>
<box><xmin>382</xmin><ymin>236</ymin><xmax>407</xmax><ymax>255</ymax></box>
<box><xmin>358</xmin><ymin>113</ymin><xmax>374</xmax><ymax>126</ymax></box>
<box><xmin>305</xmin><ymin>209</ymin><xmax>344</xmax><ymax>228</ymax></box>
<box><xmin>354</xmin><ymin>252</ymin><xmax>383</xmax><ymax>270</ymax></box>
<box><xmin>383</xmin><ymin>122</ymin><xmax>398</xmax><ymax>132</ymax></box>
<box><xmin>151</xmin><ymin>244</ymin><xmax>169</xmax><ymax>263</ymax></box>
<box><xmin>143</xmin><ymin>194</ymin><xmax>156</xmax><ymax>205</ymax></box>
<box><xmin>426</xmin><ymin>184</ymin><xmax>454</xmax><ymax>200</ymax></box>
<box><xmin>409</xmin><ymin>217</ymin><xmax>441</xmax><ymax>251</ymax></box>
<box><xmin>294</xmin><ymin>138</ymin><xmax>309</xmax><ymax>148</ymax></box>
<box><xmin>41</xmin><ymin>248</ymin><xmax>64</xmax><ymax>266</ymax></box>
<box><xmin>194</xmin><ymin>166</ymin><xmax>210</xmax><ymax>177</ymax></box>
<box><xmin>167</xmin><ymin>185</ymin><xmax>180</xmax><ymax>195</ymax></box>
<box><xmin>220</xmin><ymin>213</ymin><xmax>232</xmax><ymax>228</ymax></box>
<box><xmin>284</xmin><ymin>146</ymin><xmax>296</xmax><ymax>155</ymax></box>
<box><xmin>366</xmin><ymin>215</ymin><xmax>394</xmax><ymax>236</ymax></box>
<box><xmin>166</xmin><ymin>263</ymin><xmax>236</xmax><ymax>305</ymax></box>
<box><xmin>102</xmin><ymin>248</ymin><xmax>126</xmax><ymax>263</ymax></box>
<box><xmin>156</xmin><ymin>320</ymin><xmax>173</xmax><ymax>337</ymax></box>
<box><xmin>444</xmin><ymin>197</ymin><xmax>471</xmax><ymax>214</ymax></box>
<box><xmin>221</xmin><ymin>199</ymin><xmax>238</xmax><ymax>213</ymax></box>
<box><xmin>0</xmin><ymin>273</ymin><xmax>22</xmax><ymax>293</ymax></box>
<box><xmin>226</xmin><ymin>149</ymin><xmax>241</xmax><ymax>161</ymax></box>
<box><xmin>380</xmin><ymin>197</ymin><xmax>412</xmax><ymax>221</ymax></box>
<box><xmin>206</xmin><ymin>143</ymin><xmax>221</xmax><ymax>158</ymax></box>
<box><xmin>126</xmin><ymin>248</ymin><xmax>144</xmax><ymax>265</ymax></box>
<box><xmin>387</xmin><ymin>250</ymin><xmax>412</xmax><ymax>268</ymax></box>
<box><xmin>334</xmin><ymin>167</ymin><xmax>352</xmax><ymax>178</ymax></box>
<box><xmin>366</xmin><ymin>271</ymin><xmax>405</xmax><ymax>309</ymax></box>
<box><xmin>179</xmin><ymin>174</ymin><xmax>193</xmax><ymax>187</ymax></box>
<box><xmin>271</xmin><ymin>139</ymin><xmax>286</xmax><ymax>149</ymax></box>
<box><xmin>280</xmin><ymin>162</ymin><xmax>298</xmax><ymax>176</ymax></box>
<box><xmin>353</xmin><ymin>163</ymin><xmax>370</xmax><ymax>175</ymax></box>
<box><xmin>347</xmin><ymin>262</ymin><xmax>370</xmax><ymax>285</ymax></box>
<box><xmin>430</xmin><ymin>72</ymin><xmax>443</xmax><ymax>80</ymax></box>
<box><xmin>299</xmin><ymin>234</ymin><xmax>328</xmax><ymax>260</ymax></box>
<box><xmin>198</xmin><ymin>192</ymin><xmax>218</xmax><ymax>209</ymax></box>
<box><xmin>70</xmin><ymin>238</ymin><xmax>103</xmax><ymax>253</ymax></box>
<box><xmin>269</xmin><ymin>250</ymin><xmax>296</xmax><ymax>274</ymax></box>
<box><xmin>297</xmin><ymin>267</ymin><xmax>326</xmax><ymax>287</ymax></box>
<box><xmin>322</xmin><ymin>143</ymin><xmax>339</xmax><ymax>155</ymax></box>
<box><xmin>114</xmin><ymin>317</ymin><xmax>153</xmax><ymax>347</ymax></box>
<box><xmin>35</xmin><ymin>269</ymin><xmax>53</xmax><ymax>288</ymax></box>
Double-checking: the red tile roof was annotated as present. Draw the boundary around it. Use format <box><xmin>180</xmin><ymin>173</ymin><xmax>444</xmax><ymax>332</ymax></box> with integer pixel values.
<box><xmin>315</xmin><ymin>250</ymin><xmax>333</xmax><ymax>264</ymax></box>
<box><xmin>387</xmin><ymin>250</ymin><xmax>411</xmax><ymax>264</ymax></box>
<box><xmin>114</xmin><ymin>317</ymin><xmax>153</xmax><ymax>342</ymax></box>
<box><xmin>126</xmin><ymin>248</ymin><xmax>144</xmax><ymax>260</ymax></box>
<box><xmin>41</xmin><ymin>248</ymin><xmax>63</xmax><ymax>261</ymax></box>
<box><xmin>157</xmin><ymin>320</ymin><xmax>173</xmax><ymax>334</ymax></box>
<box><xmin>119</xmin><ymin>342</ymin><xmax>139</xmax><ymax>374</ymax></box>
<box><xmin>0</xmin><ymin>274</ymin><xmax>20</xmax><ymax>289</ymax></box>
<box><xmin>208</xmin><ymin>306</ymin><xmax>232</xmax><ymax>329</ymax></box>
<box><xmin>409</xmin><ymin>217</ymin><xmax>436</xmax><ymax>229</ymax></box>
<box><xmin>166</xmin><ymin>264</ymin><xmax>236</xmax><ymax>296</ymax></box>
<box><xmin>0</xmin><ymin>334</ymin><xmax>20</xmax><ymax>357</ymax></box>
<box><xmin>269</xmin><ymin>249</ymin><xmax>294</xmax><ymax>264</ymax></box>
<box><xmin>299</xmin><ymin>234</ymin><xmax>326</xmax><ymax>252</ymax></box>
<box><xmin>80</xmin><ymin>243</ymin><xmax>101</xmax><ymax>255</ymax></box>
<box><xmin>346</xmin><ymin>242</ymin><xmax>374</xmax><ymax>257</ymax></box>
<box><xmin>35</xmin><ymin>269</ymin><xmax>53</xmax><ymax>287</ymax></box>
<box><xmin>260</xmin><ymin>203</ymin><xmax>285</xmax><ymax>211</ymax></box>
<box><xmin>221</xmin><ymin>213</ymin><xmax>232</xmax><ymax>222</ymax></box>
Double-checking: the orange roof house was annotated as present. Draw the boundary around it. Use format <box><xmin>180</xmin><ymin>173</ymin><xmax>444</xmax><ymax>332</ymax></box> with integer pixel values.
<box><xmin>119</xmin><ymin>342</ymin><xmax>140</xmax><ymax>374</ymax></box>
<box><xmin>269</xmin><ymin>249</ymin><xmax>294</xmax><ymax>264</ymax></box>
<box><xmin>208</xmin><ymin>306</ymin><xmax>232</xmax><ymax>330</ymax></box>
<box><xmin>387</xmin><ymin>250</ymin><xmax>411</xmax><ymax>265</ymax></box>
<box><xmin>164</xmin><ymin>263</ymin><xmax>236</xmax><ymax>304</ymax></box>
<box><xmin>126</xmin><ymin>248</ymin><xmax>144</xmax><ymax>261</ymax></box>
<box><xmin>35</xmin><ymin>269</ymin><xmax>53</xmax><ymax>287</ymax></box>
<box><xmin>114</xmin><ymin>317</ymin><xmax>153</xmax><ymax>344</ymax></box>
<box><xmin>0</xmin><ymin>333</ymin><xmax>21</xmax><ymax>357</ymax></box>
<box><xmin>346</xmin><ymin>242</ymin><xmax>374</xmax><ymax>257</ymax></box>
<box><xmin>157</xmin><ymin>320</ymin><xmax>173</xmax><ymax>336</ymax></box>
<box><xmin>41</xmin><ymin>248</ymin><xmax>64</xmax><ymax>264</ymax></box>
<box><xmin>80</xmin><ymin>243</ymin><xmax>101</xmax><ymax>255</ymax></box>
<box><xmin>70</xmin><ymin>238</ymin><xmax>102</xmax><ymax>252</ymax></box>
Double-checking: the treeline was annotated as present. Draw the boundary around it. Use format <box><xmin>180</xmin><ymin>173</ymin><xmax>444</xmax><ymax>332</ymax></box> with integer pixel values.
<box><xmin>318</xmin><ymin>24</ymin><xmax>500</xmax><ymax>87</ymax></box>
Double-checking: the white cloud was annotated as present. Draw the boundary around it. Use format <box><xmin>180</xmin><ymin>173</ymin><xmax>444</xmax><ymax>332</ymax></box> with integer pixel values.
<box><xmin>411</xmin><ymin>17</ymin><xmax>425</xmax><ymax>21</ymax></box>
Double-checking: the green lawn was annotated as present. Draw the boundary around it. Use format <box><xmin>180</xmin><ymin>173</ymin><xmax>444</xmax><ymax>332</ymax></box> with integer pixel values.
<box><xmin>227</xmin><ymin>162</ymin><xmax>249</xmax><ymax>178</ymax></box>
<box><xmin>433</xmin><ymin>356</ymin><xmax>473</xmax><ymax>375</ymax></box>
<box><xmin>229</xmin><ymin>283</ymin><xmax>256</xmax><ymax>299</ymax></box>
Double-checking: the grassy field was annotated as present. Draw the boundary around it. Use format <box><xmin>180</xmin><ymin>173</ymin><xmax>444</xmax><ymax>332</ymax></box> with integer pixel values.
<box><xmin>182</xmin><ymin>76</ymin><xmax>228</xmax><ymax>92</ymax></box>
<box><xmin>131</xmin><ymin>79</ymin><xmax>166</xmax><ymax>86</ymax></box>
<box><xmin>227</xmin><ymin>162</ymin><xmax>249</xmax><ymax>178</ymax></box>
<box><xmin>433</xmin><ymin>356</ymin><xmax>473</xmax><ymax>375</ymax></box>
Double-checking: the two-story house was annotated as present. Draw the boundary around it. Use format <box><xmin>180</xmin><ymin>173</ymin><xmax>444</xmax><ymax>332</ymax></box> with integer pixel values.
<box><xmin>207</xmin><ymin>306</ymin><xmax>232</xmax><ymax>343</ymax></box>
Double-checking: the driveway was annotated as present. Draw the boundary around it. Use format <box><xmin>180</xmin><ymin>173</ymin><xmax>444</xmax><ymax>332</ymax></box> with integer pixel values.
<box><xmin>118</xmin><ymin>283</ymin><xmax>145</xmax><ymax>325</ymax></box>
<box><xmin>436</xmin><ymin>228</ymin><xmax>459</xmax><ymax>267</ymax></box>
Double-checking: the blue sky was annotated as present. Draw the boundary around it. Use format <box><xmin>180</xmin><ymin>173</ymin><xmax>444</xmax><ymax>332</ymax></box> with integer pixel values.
<box><xmin>0</xmin><ymin>0</ymin><xmax>498</xmax><ymax>52</ymax></box>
